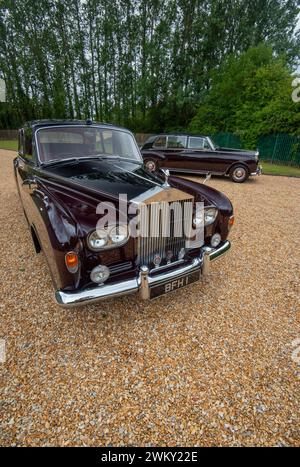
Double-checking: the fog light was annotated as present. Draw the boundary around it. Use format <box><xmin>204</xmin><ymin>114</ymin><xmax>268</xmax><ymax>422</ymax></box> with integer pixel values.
<box><xmin>90</xmin><ymin>265</ymin><xmax>110</xmax><ymax>284</ymax></box>
<box><xmin>211</xmin><ymin>233</ymin><xmax>221</xmax><ymax>248</ymax></box>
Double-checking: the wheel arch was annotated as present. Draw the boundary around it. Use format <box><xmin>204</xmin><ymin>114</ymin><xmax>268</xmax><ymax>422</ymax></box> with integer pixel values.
<box><xmin>226</xmin><ymin>160</ymin><xmax>250</xmax><ymax>175</ymax></box>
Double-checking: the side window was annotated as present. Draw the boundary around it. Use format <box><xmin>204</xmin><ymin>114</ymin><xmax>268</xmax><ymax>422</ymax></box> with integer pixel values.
<box><xmin>188</xmin><ymin>137</ymin><xmax>209</xmax><ymax>149</ymax></box>
<box><xmin>167</xmin><ymin>136</ymin><xmax>187</xmax><ymax>149</ymax></box>
<box><xmin>153</xmin><ymin>136</ymin><xmax>167</xmax><ymax>148</ymax></box>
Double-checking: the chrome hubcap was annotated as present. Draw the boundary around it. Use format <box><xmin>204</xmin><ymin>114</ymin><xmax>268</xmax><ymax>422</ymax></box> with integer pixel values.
<box><xmin>234</xmin><ymin>167</ymin><xmax>246</xmax><ymax>179</ymax></box>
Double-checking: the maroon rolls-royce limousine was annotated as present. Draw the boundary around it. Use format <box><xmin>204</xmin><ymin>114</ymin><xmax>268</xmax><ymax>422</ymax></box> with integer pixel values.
<box><xmin>142</xmin><ymin>134</ymin><xmax>262</xmax><ymax>182</ymax></box>
<box><xmin>14</xmin><ymin>120</ymin><xmax>234</xmax><ymax>307</ymax></box>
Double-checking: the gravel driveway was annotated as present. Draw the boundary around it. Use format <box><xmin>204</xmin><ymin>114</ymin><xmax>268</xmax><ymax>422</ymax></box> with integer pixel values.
<box><xmin>0</xmin><ymin>149</ymin><xmax>299</xmax><ymax>446</ymax></box>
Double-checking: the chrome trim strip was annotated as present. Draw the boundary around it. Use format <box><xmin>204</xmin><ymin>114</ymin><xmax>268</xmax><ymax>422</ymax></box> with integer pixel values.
<box><xmin>147</xmin><ymin>256</ymin><xmax>202</xmax><ymax>286</ymax></box>
<box><xmin>167</xmin><ymin>168</ymin><xmax>224</xmax><ymax>176</ymax></box>
<box><xmin>149</xmin><ymin>258</ymin><xmax>185</xmax><ymax>273</ymax></box>
<box><xmin>55</xmin><ymin>241</ymin><xmax>231</xmax><ymax>307</ymax></box>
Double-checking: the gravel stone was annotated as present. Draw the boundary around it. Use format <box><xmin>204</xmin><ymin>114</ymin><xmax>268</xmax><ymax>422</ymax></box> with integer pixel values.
<box><xmin>0</xmin><ymin>150</ymin><xmax>299</xmax><ymax>446</ymax></box>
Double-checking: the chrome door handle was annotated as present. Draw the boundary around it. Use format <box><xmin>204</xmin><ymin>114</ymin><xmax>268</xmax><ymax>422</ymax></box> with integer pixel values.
<box><xmin>33</xmin><ymin>188</ymin><xmax>48</xmax><ymax>201</ymax></box>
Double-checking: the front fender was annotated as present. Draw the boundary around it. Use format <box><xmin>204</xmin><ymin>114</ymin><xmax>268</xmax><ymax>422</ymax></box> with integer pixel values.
<box><xmin>31</xmin><ymin>181</ymin><xmax>82</xmax><ymax>291</ymax></box>
<box><xmin>169</xmin><ymin>176</ymin><xmax>233</xmax><ymax>215</ymax></box>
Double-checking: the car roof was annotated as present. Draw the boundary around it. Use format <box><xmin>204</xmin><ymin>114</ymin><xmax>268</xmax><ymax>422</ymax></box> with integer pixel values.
<box><xmin>23</xmin><ymin>119</ymin><xmax>129</xmax><ymax>132</ymax></box>
<box><xmin>151</xmin><ymin>133</ymin><xmax>209</xmax><ymax>139</ymax></box>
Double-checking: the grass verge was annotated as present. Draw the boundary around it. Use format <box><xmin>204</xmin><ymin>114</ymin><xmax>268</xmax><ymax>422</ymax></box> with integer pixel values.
<box><xmin>262</xmin><ymin>162</ymin><xmax>300</xmax><ymax>177</ymax></box>
<box><xmin>0</xmin><ymin>140</ymin><xmax>18</xmax><ymax>151</ymax></box>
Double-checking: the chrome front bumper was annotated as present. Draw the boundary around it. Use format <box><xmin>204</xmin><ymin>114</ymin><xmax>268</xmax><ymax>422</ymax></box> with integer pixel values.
<box><xmin>251</xmin><ymin>165</ymin><xmax>262</xmax><ymax>176</ymax></box>
<box><xmin>55</xmin><ymin>241</ymin><xmax>231</xmax><ymax>307</ymax></box>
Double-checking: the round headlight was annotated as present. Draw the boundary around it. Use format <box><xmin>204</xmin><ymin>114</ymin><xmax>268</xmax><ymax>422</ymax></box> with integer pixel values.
<box><xmin>204</xmin><ymin>208</ymin><xmax>218</xmax><ymax>226</ymax></box>
<box><xmin>211</xmin><ymin>233</ymin><xmax>221</xmax><ymax>248</ymax></box>
<box><xmin>193</xmin><ymin>212</ymin><xmax>204</xmax><ymax>227</ymax></box>
<box><xmin>109</xmin><ymin>225</ymin><xmax>128</xmax><ymax>244</ymax></box>
<box><xmin>88</xmin><ymin>229</ymin><xmax>108</xmax><ymax>250</ymax></box>
<box><xmin>90</xmin><ymin>265</ymin><xmax>110</xmax><ymax>284</ymax></box>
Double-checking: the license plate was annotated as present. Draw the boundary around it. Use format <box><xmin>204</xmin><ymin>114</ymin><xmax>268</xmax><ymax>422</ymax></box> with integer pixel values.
<box><xmin>150</xmin><ymin>271</ymin><xmax>200</xmax><ymax>299</ymax></box>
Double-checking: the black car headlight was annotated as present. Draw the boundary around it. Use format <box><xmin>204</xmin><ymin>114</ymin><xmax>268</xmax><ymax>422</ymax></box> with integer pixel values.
<box><xmin>88</xmin><ymin>225</ymin><xmax>129</xmax><ymax>251</ymax></box>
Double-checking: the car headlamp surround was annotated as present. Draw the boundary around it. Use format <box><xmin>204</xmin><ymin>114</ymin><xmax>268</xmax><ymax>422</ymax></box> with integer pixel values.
<box><xmin>87</xmin><ymin>225</ymin><xmax>129</xmax><ymax>251</ymax></box>
<box><xmin>204</xmin><ymin>207</ymin><xmax>218</xmax><ymax>226</ymax></box>
<box><xmin>193</xmin><ymin>206</ymin><xmax>218</xmax><ymax>228</ymax></box>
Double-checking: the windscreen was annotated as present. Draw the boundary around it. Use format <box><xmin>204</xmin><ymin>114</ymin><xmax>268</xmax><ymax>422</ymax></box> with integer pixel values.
<box><xmin>36</xmin><ymin>126</ymin><xmax>141</xmax><ymax>163</ymax></box>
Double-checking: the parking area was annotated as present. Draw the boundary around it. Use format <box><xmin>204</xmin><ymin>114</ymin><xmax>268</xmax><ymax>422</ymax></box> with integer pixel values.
<box><xmin>0</xmin><ymin>149</ymin><xmax>299</xmax><ymax>446</ymax></box>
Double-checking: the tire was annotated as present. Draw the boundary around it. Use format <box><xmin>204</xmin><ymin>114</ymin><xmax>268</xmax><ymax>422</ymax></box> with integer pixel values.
<box><xmin>145</xmin><ymin>159</ymin><xmax>157</xmax><ymax>172</ymax></box>
<box><xmin>229</xmin><ymin>165</ymin><xmax>249</xmax><ymax>183</ymax></box>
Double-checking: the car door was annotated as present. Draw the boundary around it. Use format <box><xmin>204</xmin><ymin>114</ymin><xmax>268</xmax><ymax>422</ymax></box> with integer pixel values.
<box><xmin>163</xmin><ymin>135</ymin><xmax>189</xmax><ymax>169</ymax></box>
<box><xmin>15</xmin><ymin>129</ymin><xmax>39</xmax><ymax>225</ymax></box>
<box><xmin>182</xmin><ymin>136</ymin><xmax>223</xmax><ymax>173</ymax></box>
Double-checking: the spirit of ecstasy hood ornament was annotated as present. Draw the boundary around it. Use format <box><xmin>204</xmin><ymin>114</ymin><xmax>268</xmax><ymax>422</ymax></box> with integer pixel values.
<box><xmin>161</xmin><ymin>168</ymin><xmax>170</xmax><ymax>188</ymax></box>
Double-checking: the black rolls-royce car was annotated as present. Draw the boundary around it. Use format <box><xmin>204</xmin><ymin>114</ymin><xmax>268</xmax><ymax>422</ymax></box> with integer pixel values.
<box><xmin>14</xmin><ymin>120</ymin><xmax>234</xmax><ymax>307</ymax></box>
<box><xmin>142</xmin><ymin>134</ymin><xmax>262</xmax><ymax>183</ymax></box>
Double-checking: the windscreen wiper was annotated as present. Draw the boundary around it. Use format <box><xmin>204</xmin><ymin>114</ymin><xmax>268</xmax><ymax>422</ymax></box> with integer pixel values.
<box><xmin>41</xmin><ymin>154</ymin><xmax>142</xmax><ymax>167</ymax></box>
<box><xmin>40</xmin><ymin>155</ymin><xmax>112</xmax><ymax>167</ymax></box>
<box><xmin>41</xmin><ymin>157</ymin><xmax>80</xmax><ymax>168</ymax></box>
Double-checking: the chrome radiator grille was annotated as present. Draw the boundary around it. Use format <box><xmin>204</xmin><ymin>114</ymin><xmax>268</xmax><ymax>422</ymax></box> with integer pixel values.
<box><xmin>137</xmin><ymin>199</ymin><xmax>193</xmax><ymax>268</ymax></box>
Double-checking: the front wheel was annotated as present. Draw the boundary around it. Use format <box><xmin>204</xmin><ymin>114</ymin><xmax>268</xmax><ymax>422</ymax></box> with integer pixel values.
<box><xmin>229</xmin><ymin>165</ymin><xmax>249</xmax><ymax>183</ymax></box>
<box><xmin>144</xmin><ymin>159</ymin><xmax>157</xmax><ymax>172</ymax></box>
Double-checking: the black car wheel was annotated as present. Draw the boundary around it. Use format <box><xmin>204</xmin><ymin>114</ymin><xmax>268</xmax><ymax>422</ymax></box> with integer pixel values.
<box><xmin>229</xmin><ymin>165</ymin><xmax>249</xmax><ymax>183</ymax></box>
<box><xmin>145</xmin><ymin>159</ymin><xmax>157</xmax><ymax>172</ymax></box>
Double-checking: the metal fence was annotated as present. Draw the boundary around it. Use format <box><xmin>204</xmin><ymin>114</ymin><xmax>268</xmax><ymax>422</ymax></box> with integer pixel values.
<box><xmin>258</xmin><ymin>134</ymin><xmax>300</xmax><ymax>167</ymax></box>
<box><xmin>0</xmin><ymin>129</ymin><xmax>18</xmax><ymax>140</ymax></box>
<box><xmin>210</xmin><ymin>132</ymin><xmax>300</xmax><ymax>167</ymax></box>
<box><xmin>210</xmin><ymin>133</ymin><xmax>242</xmax><ymax>149</ymax></box>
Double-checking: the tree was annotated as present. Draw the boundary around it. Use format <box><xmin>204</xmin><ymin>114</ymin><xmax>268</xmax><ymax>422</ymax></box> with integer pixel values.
<box><xmin>0</xmin><ymin>1</ymin><xmax>299</xmax><ymax>131</ymax></box>
<box><xmin>188</xmin><ymin>44</ymin><xmax>300</xmax><ymax>147</ymax></box>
